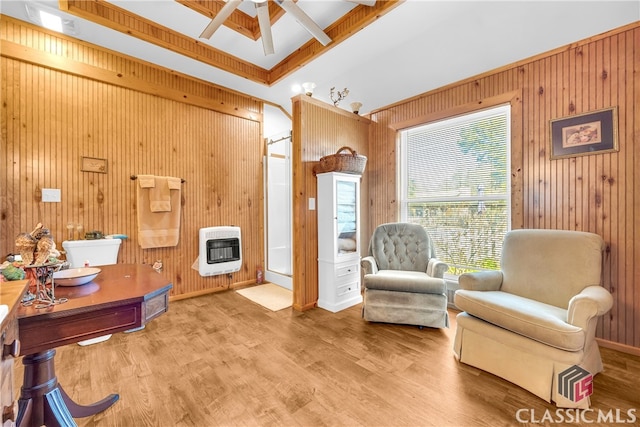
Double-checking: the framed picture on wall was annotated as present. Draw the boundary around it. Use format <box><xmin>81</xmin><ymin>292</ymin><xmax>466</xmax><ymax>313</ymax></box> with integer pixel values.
<box><xmin>81</xmin><ymin>156</ymin><xmax>108</xmax><ymax>173</ymax></box>
<box><xmin>550</xmin><ymin>107</ymin><xmax>618</xmax><ymax>160</ymax></box>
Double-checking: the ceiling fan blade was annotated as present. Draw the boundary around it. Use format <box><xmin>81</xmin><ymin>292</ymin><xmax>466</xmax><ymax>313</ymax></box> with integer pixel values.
<box><xmin>345</xmin><ymin>0</ymin><xmax>377</xmax><ymax>6</ymax></box>
<box><xmin>275</xmin><ymin>0</ymin><xmax>332</xmax><ymax>46</ymax></box>
<box><xmin>199</xmin><ymin>0</ymin><xmax>243</xmax><ymax>39</ymax></box>
<box><xmin>255</xmin><ymin>1</ymin><xmax>274</xmax><ymax>55</ymax></box>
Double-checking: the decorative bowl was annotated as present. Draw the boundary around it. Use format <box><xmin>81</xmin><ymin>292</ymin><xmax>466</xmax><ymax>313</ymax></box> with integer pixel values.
<box><xmin>53</xmin><ymin>267</ymin><xmax>101</xmax><ymax>286</ymax></box>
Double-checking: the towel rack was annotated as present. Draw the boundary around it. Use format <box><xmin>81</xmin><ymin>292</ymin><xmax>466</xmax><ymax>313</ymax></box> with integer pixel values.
<box><xmin>130</xmin><ymin>175</ymin><xmax>186</xmax><ymax>183</ymax></box>
<box><xmin>267</xmin><ymin>131</ymin><xmax>292</xmax><ymax>145</ymax></box>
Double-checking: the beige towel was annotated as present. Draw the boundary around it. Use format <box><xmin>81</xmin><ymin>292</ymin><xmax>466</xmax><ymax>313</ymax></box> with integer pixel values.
<box><xmin>136</xmin><ymin>175</ymin><xmax>182</xmax><ymax>249</ymax></box>
<box><xmin>150</xmin><ymin>177</ymin><xmax>171</xmax><ymax>212</ymax></box>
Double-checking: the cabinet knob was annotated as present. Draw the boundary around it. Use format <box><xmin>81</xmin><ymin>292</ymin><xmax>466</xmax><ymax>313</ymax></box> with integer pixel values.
<box><xmin>3</xmin><ymin>339</ymin><xmax>20</xmax><ymax>358</ymax></box>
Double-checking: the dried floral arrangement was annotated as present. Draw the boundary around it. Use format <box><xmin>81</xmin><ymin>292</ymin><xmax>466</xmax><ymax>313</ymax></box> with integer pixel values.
<box><xmin>330</xmin><ymin>87</ymin><xmax>349</xmax><ymax>106</ymax></box>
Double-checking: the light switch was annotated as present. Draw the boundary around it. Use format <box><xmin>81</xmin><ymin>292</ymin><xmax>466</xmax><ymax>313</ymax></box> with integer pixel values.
<box><xmin>42</xmin><ymin>188</ymin><xmax>61</xmax><ymax>202</ymax></box>
<box><xmin>309</xmin><ymin>197</ymin><xmax>316</xmax><ymax>210</ymax></box>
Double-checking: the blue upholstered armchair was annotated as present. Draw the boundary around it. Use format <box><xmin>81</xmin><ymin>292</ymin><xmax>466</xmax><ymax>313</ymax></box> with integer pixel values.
<box><xmin>360</xmin><ymin>223</ymin><xmax>449</xmax><ymax>328</ymax></box>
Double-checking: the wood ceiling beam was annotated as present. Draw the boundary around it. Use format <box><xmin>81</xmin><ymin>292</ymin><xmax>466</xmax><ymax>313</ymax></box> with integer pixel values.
<box><xmin>61</xmin><ymin>0</ymin><xmax>270</xmax><ymax>85</ymax></box>
<box><xmin>58</xmin><ymin>0</ymin><xmax>403</xmax><ymax>88</ymax></box>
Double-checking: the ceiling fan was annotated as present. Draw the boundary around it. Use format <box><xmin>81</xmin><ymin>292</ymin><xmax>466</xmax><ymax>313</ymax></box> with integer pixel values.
<box><xmin>199</xmin><ymin>0</ymin><xmax>376</xmax><ymax>56</ymax></box>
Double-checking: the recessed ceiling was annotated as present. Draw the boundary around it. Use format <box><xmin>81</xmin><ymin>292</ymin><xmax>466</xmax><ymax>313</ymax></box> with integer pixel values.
<box><xmin>2</xmin><ymin>1</ymin><xmax>639</xmax><ymax>118</ymax></box>
<box><xmin>55</xmin><ymin>0</ymin><xmax>397</xmax><ymax>86</ymax></box>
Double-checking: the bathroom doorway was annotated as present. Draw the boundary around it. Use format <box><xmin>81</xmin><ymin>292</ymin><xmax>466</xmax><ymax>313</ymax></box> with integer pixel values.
<box><xmin>264</xmin><ymin>130</ymin><xmax>293</xmax><ymax>290</ymax></box>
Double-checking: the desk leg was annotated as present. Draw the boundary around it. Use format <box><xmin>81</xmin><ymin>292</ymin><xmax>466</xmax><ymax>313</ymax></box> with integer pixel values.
<box><xmin>59</xmin><ymin>385</ymin><xmax>119</xmax><ymax>418</ymax></box>
<box><xmin>16</xmin><ymin>350</ymin><xmax>120</xmax><ymax>427</ymax></box>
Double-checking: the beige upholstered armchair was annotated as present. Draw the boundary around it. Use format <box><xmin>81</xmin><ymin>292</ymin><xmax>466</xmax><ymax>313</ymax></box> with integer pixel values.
<box><xmin>453</xmin><ymin>229</ymin><xmax>613</xmax><ymax>408</ymax></box>
<box><xmin>361</xmin><ymin>223</ymin><xmax>449</xmax><ymax>328</ymax></box>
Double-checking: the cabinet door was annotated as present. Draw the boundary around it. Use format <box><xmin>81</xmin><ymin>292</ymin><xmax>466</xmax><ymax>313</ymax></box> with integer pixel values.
<box><xmin>335</xmin><ymin>178</ymin><xmax>358</xmax><ymax>257</ymax></box>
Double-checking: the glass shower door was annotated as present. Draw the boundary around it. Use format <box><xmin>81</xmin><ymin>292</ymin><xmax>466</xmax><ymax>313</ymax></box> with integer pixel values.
<box><xmin>265</xmin><ymin>132</ymin><xmax>292</xmax><ymax>289</ymax></box>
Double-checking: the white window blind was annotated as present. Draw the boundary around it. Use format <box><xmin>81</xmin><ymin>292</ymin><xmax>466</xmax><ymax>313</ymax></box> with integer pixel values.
<box><xmin>399</xmin><ymin>105</ymin><xmax>511</xmax><ymax>274</ymax></box>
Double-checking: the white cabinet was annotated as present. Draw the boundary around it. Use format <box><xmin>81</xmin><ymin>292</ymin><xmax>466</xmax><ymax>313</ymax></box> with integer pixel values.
<box><xmin>317</xmin><ymin>172</ymin><xmax>362</xmax><ymax>312</ymax></box>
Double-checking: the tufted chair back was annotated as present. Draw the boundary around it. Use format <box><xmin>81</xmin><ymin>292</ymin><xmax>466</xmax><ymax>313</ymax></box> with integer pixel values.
<box><xmin>368</xmin><ymin>223</ymin><xmax>436</xmax><ymax>272</ymax></box>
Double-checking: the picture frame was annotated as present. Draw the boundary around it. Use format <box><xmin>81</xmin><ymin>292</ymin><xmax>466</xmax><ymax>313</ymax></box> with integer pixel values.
<box><xmin>550</xmin><ymin>107</ymin><xmax>618</xmax><ymax>160</ymax></box>
<box><xmin>81</xmin><ymin>156</ymin><xmax>108</xmax><ymax>173</ymax></box>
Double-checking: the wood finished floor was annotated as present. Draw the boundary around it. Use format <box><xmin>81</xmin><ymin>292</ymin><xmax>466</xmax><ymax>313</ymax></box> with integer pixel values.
<box><xmin>14</xmin><ymin>289</ymin><xmax>640</xmax><ymax>427</ymax></box>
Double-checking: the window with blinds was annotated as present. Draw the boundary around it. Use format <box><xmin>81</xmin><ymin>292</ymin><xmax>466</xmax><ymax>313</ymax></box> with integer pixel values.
<box><xmin>399</xmin><ymin>105</ymin><xmax>511</xmax><ymax>275</ymax></box>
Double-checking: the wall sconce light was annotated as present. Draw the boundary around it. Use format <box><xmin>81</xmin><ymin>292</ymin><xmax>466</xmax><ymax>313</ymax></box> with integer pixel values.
<box><xmin>302</xmin><ymin>82</ymin><xmax>316</xmax><ymax>96</ymax></box>
<box><xmin>350</xmin><ymin>102</ymin><xmax>363</xmax><ymax>114</ymax></box>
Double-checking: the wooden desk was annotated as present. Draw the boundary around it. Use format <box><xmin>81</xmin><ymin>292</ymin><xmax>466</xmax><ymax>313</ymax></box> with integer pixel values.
<box><xmin>16</xmin><ymin>264</ymin><xmax>172</xmax><ymax>427</ymax></box>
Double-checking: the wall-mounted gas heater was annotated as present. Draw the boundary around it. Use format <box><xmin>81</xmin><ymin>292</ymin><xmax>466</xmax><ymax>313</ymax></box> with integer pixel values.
<box><xmin>198</xmin><ymin>226</ymin><xmax>242</xmax><ymax>277</ymax></box>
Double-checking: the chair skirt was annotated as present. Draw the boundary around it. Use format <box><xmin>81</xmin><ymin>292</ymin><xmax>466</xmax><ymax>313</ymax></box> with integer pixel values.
<box><xmin>363</xmin><ymin>288</ymin><xmax>449</xmax><ymax>328</ymax></box>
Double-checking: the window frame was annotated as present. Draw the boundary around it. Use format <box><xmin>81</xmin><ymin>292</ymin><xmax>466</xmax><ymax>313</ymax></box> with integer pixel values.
<box><xmin>397</xmin><ymin>104</ymin><xmax>512</xmax><ymax>274</ymax></box>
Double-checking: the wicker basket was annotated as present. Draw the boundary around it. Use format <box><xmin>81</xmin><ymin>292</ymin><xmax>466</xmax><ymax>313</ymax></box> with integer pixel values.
<box><xmin>313</xmin><ymin>146</ymin><xmax>367</xmax><ymax>176</ymax></box>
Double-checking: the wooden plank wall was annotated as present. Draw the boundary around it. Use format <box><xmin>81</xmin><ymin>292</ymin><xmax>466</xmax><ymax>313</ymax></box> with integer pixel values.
<box><xmin>367</xmin><ymin>22</ymin><xmax>640</xmax><ymax>350</ymax></box>
<box><xmin>0</xmin><ymin>17</ymin><xmax>264</xmax><ymax>299</ymax></box>
<box><xmin>291</xmin><ymin>95</ymin><xmax>370</xmax><ymax>310</ymax></box>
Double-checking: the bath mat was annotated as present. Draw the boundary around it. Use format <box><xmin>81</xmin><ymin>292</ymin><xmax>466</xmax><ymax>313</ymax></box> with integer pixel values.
<box><xmin>236</xmin><ymin>283</ymin><xmax>292</xmax><ymax>311</ymax></box>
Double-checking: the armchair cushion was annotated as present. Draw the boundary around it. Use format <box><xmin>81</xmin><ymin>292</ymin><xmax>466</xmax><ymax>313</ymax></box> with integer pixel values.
<box><xmin>500</xmin><ymin>229</ymin><xmax>604</xmax><ymax>308</ymax></box>
<box><xmin>365</xmin><ymin>270</ymin><xmax>446</xmax><ymax>294</ymax></box>
<box><xmin>455</xmin><ymin>290</ymin><xmax>584</xmax><ymax>351</ymax></box>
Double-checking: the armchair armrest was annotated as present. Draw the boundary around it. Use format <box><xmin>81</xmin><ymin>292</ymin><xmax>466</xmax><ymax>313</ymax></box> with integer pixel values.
<box><xmin>427</xmin><ymin>258</ymin><xmax>448</xmax><ymax>278</ymax></box>
<box><xmin>360</xmin><ymin>256</ymin><xmax>378</xmax><ymax>275</ymax></box>
<box><xmin>567</xmin><ymin>286</ymin><xmax>613</xmax><ymax>331</ymax></box>
<box><xmin>458</xmin><ymin>270</ymin><xmax>503</xmax><ymax>291</ymax></box>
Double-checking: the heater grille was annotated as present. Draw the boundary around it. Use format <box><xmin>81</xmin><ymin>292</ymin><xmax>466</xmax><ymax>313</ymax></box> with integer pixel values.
<box><xmin>206</xmin><ymin>238</ymin><xmax>240</xmax><ymax>264</ymax></box>
<box><xmin>198</xmin><ymin>226</ymin><xmax>241</xmax><ymax>276</ymax></box>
